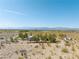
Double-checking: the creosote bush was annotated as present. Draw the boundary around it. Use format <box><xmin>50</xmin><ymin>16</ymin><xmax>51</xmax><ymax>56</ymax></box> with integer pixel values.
<box><xmin>62</xmin><ymin>48</ymin><xmax>69</xmax><ymax>53</ymax></box>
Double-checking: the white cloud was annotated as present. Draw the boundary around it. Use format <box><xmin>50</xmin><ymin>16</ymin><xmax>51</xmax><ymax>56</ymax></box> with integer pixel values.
<box><xmin>4</xmin><ymin>9</ymin><xmax>25</xmax><ymax>16</ymax></box>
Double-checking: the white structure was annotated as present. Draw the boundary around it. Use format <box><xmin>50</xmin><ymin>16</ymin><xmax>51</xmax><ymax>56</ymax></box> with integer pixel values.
<box><xmin>63</xmin><ymin>36</ymin><xmax>72</xmax><ymax>41</ymax></box>
<box><xmin>28</xmin><ymin>35</ymin><xmax>33</xmax><ymax>41</ymax></box>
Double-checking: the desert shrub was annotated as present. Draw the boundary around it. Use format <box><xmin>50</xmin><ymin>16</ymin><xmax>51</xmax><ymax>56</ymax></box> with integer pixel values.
<box><xmin>47</xmin><ymin>43</ymin><xmax>51</xmax><ymax>47</ymax></box>
<box><xmin>76</xmin><ymin>45</ymin><xmax>79</xmax><ymax>49</ymax></box>
<box><xmin>19</xmin><ymin>32</ymin><xmax>25</xmax><ymax>40</ymax></box>
<box><xmin>76</xmin><ymin>54</ymin><xmax>79</xmax><ymax>59</ymax></box>
<box><xmin>56</xmin><ymin>44</ymin><xmax>60</xmax><ymax>48</ymax></box>
<box><xmin>59</xmin><ymin>33</ymin><xmax>66</xmax><ymax>39</ymax></box>
<box><xmin>11</xmin><ymin>36</ymin><xmax>20</xmax><ymax>43</ymax></box>
<box><xmin>32</xmin><ymin>36</ymin><xmax>36</xmax><ymax>41</ymax></box>
<box><xmin>62</xmin><ymin>48</ymin><xmax>68</xmax><ymax>53</ymax></box>
<box><xmin>65</xmin><ymin>41</ymin><xmax>71</xmax><ymax>46</ymax></box>
<box><xmin>41</xmin><ymin>52</ymin><xmax>44</xmax><ymax>55</ymax></box>
<box><xmin>49</xmin><ymin>34</ymin><xmax>57</xmax><ymax>43</ymax></box>
<box><xmin>40</xmin><ymin>34</ymin><xmax>47</xmax><ymax>42</ymax></box>
<box><xmin>15</xmin><ymin>50</ymin><xmax>18</xmax><ymax>54</ymax></box>
<box><xmin>24</xmin><ymin>33</ymin><xmax>28</xmax><ymax>38</ymax></box>
<box><xmin>59</xmin><ymin>56</ymin><xmax>62</xmax><ymax>59</ymax></box>
<box><xmin>19</xmin><ymin>32</ymin><xmax>28</xmax><ymax>40</ymax></box>
<box><xmin>32</xmin><ymin>35</ymin><xmax>40</xmax><ymax>42</ymax></box>
<box><xmin>14</xmin><ymin>38</ymin><xmax>19</xmax><ymax>43</ymax></box>
<box><xmin>35</xmin><ymin>45</ymin><xmax>39</xmax><ymax>48</ymax></box>
<box><xmin>10</xmin><ymin>37</ymin><xmax>15</xmax><ymax>42</ymax></box>
<box><xmin>32</xmin><ymin>53</ymin><xmax>35</xmax><ymax>56</ymax></box>
<box><xmin>72</xmin><ymin>46</ymin><xmax>76</xmax><ymax>51</ymax></box>
<box><xmin>47</xmin><ymin>56</ymin><xmax>51</xmax><ymax>59</ymax></box>
<box><xmin>18</xmin><ymin>56</ymin><xmax>24</xmax><ymax>59</ymax></box>
<box><xmin>65</xmin><ymin>43</ymin><xmax>71</xmax><ymax>46</ymax></box>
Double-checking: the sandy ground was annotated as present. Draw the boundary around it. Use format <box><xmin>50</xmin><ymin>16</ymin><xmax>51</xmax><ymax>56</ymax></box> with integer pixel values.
<box><xmin>0</xmin><ymin>40</ymin><xmax>79</xmax><ymax>59</ymax></box>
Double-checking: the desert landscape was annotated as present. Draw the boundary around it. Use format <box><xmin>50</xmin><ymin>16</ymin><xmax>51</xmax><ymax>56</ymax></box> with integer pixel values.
<box><xmin>0</xmin><ymin>0</ymin><xmax>79</xmax><ymax>59</ymax></box>
<box><xmin>0</xmin><ymin>30</ymin><xmax>79</xmax><ymax>59</ymax></box>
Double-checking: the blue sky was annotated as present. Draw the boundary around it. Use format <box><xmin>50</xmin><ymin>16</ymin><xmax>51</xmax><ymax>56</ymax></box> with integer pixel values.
<box><xmin>0</xmin><ymin>0</ymin><xmax>79</xmax><ymax>28</ymax></box>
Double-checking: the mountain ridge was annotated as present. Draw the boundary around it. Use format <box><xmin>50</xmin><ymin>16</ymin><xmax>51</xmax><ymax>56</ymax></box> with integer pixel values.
<box><xmin>0</xmin><ymin>27</ymin><xmax>79</xmax><ymax>31</ymax></box>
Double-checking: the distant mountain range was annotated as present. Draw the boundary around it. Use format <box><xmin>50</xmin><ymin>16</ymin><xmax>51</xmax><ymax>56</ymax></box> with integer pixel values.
<box><xmin>0</xmin><ymin>27</ymin><xmax>79</xmax><ymax>31</ymax></box>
